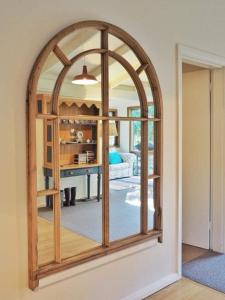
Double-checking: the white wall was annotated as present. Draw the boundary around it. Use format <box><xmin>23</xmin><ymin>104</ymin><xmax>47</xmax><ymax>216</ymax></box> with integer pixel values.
<box><xmin>2</xmin><ymin>0</ymin><xmax>225</xmax><ymax>299</ymax></box>
<box><xmin>210</xmin><ymin>68</ymin><xmax>225</xmax><ymax>253</ymax></box>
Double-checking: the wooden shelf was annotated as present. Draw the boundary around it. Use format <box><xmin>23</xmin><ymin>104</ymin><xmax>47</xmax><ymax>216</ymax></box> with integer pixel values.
<box><xmin>36</xmin><ymin>114</ymin><xmax>57</xmax><ymax>119</ymax></box>
<box><xmin>37</xmin><ymin>189</ymin><xmax>59</xmax><ymax>197</ymax></box>
<box><xmin>59</xmin><ymin>98</ymin><xmax>101</xmax><ymax>109</ymax></box>
<box><xmin>58</xmin><ymin>100</ymin><xmax>100</xmax><ymax>166</ymax></box>
<box><xmin>60</xmin><ymin>115</ymin><xmax>160</xmax><ymax>122</ymax></box>
<box><xmin>148</xmin><ymin>117</ymin><xmax>160</xmax><ymax>122</ymax></box>
<box><xmin>61</xmin><ymin>122</ymin><xmax>97</xmax><ymax>126</ymax></box>
<box><xmin>36</xmin><ymin>113</ymin><xmax>160</xmax><ymax>122</ymax></box>
<box><xmin>60</xmin><ymin>163</ymin><xmax>101</xmax><ymax>170</ymax></box>
<box><xmin>59</xmin><ymin>115</ymin><xmax>106</xmax><ymax>121</ymax></box>
<box><xmin>148</xmin><ymin>174</ymin><xmax>160</xmax><ymax>180</ymax></box>
<box><xmin>60</xmin><ymin>142</ymin><xmax>97</xmax><ymax>145</ymax></box>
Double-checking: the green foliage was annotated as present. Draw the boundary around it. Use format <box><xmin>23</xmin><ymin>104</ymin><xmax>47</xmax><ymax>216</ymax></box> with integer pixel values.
<box><xmin>130</xmin><ymin>105</ymin><xmax>154</xmax><ymax>149</ymax></box>
<box><xmin>130</xmin><ymin>105</ymin><xmax>155</xmax><ymax>174</ymax></box>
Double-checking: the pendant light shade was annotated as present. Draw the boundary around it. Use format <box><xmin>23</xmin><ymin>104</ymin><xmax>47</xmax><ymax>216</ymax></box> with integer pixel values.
<box><xmin>72</xmin><ymin>65</ymin><xmax>98</xmax><ymax>85</ymax></box>
<box><xmin>109</xmin><ymin>121</ymin><xmax>118</xmax><ymax>137</ymax></box>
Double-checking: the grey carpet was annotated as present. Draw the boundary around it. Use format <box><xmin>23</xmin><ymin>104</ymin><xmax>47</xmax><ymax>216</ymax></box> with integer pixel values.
<box><xmin>183</xmin><ymin>251</ymin><xmax>225</xmax><ymax>293</ymax></box>
<box><xmin>39</xmin><ymin>178</ymin><xmax>154</xmax><ymax>243</ymax></box>
<box><xmin>114</xmin><ymin>176</ymin><xmax>153</xmax><ymax>187</ymax></box>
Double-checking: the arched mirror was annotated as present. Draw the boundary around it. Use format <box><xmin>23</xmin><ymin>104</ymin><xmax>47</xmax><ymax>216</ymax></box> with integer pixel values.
<box><xmin>27</xmin><ymin>20</ymin><xmax>162</xmax><ymax>289</ymax></box>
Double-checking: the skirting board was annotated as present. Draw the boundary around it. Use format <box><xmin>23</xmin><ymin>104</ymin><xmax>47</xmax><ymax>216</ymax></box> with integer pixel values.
<box><xmin>122</xmin><ymin>273</ymin><xmax>181</xmax><ymax>300</ymax></box>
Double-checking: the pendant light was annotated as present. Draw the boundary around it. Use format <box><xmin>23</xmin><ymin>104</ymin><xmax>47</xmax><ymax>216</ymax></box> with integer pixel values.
<box><xmin>72</xmin><ymin>64</ymin><xmax>98</xmax><ymax>85</ymax></box>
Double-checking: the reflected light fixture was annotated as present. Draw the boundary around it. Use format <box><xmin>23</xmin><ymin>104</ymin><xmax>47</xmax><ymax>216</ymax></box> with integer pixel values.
<box><xmin>72</xmin><ymin>65</ymin><xmax>98</xmax><ymax>85</ymax></box>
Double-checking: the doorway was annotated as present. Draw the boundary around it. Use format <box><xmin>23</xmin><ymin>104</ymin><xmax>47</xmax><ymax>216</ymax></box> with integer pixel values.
<box><xmin>177</xmin><ymin>45</ymin><xmax>225</xmax><ymax>271</ymax></box>
<box><xmin>182</xmin><ymin>63</ymin><xmax>211</xmax><ymax>262</ymax></box>
<box><xmin>179</xmin><ymin>57</ymin><xmax>225</xmax><ymax>293</ymax></box>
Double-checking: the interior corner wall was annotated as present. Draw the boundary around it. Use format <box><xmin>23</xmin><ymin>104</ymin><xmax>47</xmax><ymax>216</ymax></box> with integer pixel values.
<box><xmin>211</xmin><ymin>68</ymin><xmax>225</xmax><ymax>253</ymax></box>
<box><xmin>2</xmin><ymin>0</ymin><xmax>225</xmax><ymax>299</ymax></box>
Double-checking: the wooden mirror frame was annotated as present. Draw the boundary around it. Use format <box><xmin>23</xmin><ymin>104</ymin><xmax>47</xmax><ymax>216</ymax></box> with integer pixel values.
<box><xmin>27</xmin><ymin>20</ymin><xmax>163</xmax><ymax>289</ymax></box>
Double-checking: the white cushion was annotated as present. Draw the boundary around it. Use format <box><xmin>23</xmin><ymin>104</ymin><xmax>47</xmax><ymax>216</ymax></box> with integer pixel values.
<box><xmin>109</xmin><ymin>162</ymin><xmax>129</xmax><ymax>171</ymax></box>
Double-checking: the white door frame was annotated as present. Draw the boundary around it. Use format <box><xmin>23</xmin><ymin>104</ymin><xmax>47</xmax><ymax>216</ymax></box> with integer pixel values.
<box><xmin>177</xmin><ymin>44</ymin><xmax>225</xmax><ymax>276</ymax></box>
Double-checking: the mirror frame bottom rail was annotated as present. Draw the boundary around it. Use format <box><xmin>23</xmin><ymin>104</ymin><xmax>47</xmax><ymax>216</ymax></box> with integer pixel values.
<box><xmin>35</xmin><ymin>231</ymin><xmax>161</xmax><ymax>283</ymax></box>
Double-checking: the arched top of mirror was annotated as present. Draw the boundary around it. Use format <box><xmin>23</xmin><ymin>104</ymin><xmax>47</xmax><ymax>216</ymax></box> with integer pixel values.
<box><xmin>28</xmin><ymin>20</ymin><xmax>162</xmax><ymax>119</ymax></box>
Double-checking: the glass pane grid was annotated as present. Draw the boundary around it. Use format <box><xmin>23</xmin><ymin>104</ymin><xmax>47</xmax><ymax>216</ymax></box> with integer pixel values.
<box><xmin>109</xmin><ymin>121</ymin><xmax>141</xmax><ymax>242</ymax></box>
<box><xmin>37</xmin><ymin>196</ymin><xmax>55</xmax><ymax>266</ymax></box>
<box><xmin>33</xmin><ymin>27</ymin><xmax>160</xmax><ymax>276</ymax></box>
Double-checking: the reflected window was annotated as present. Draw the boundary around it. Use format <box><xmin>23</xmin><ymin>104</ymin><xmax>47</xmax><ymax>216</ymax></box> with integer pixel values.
<box><xmin>128</xmin><ymin>104</ymin><xmax>154</xmax><ymax>175</ymax></box>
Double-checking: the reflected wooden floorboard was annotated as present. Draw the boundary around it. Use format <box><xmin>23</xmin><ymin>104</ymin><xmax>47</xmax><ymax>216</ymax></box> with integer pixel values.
<box><xmin>38</xmin><ymin>217</ymin><xmax>99</xmax><ymax>265</ymax></box>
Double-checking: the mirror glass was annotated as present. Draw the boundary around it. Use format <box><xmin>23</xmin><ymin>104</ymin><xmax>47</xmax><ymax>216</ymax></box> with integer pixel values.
<box><xmin>36</xmin><ymin>118</ymin><xmax>55</xmax><ymax>266</ymax></box>
<box><xmin>108</xmin><ymin>34</ymin><xmax>141</xmax><ymax>70</ymax></box>
<box><xmin>37</xmin><ymin>196</ymin><xmax>54</xmax><ymax>266</ymax></box>
<box><xmin>59</xmin><ymin>53</ymin><xmax>102</xmax><ymax>116</ymax></box>
<box><xmin>109</xmin><ymin>121</ymin><xmax>141</xmax><ymax>241</ymax></box>
<box><xmin>139</xmin><ymin>71</ymin><xmax>154</xmax><ymax>104</ymax></box>
<box><xmin>59</xmin><ymin>156</ymin><xmax>102</xmax><ymax>259</ymax></box>
<box><xmin>36</xmin><ymin>119</ymin><xmax>54</xmax><ymax>191</ymax></box>
<box><xmin>35</xmin><ymin>27</ymin><xmax>156</xmax><ymax>265</ymax></box>
<box><xmin>58</xmin><ymin>29</ymin><xmax>100</xmax><ymax>60</ymax></box>
<box><xmin>36</xmin><ymin>52</ymin><xmax>62</xmax><ymax>266</ymax></box>
<box><xmin>37</xmin><ymin>51</ymin><xmax>64</xmax><ymax>115</ymax></box>
<box><xmin>59</xmin><ymin>116</ymin><xmax>102</xmax><ymax>258</ymax></box>
<box><xmin>148</xmin><ymin>179</ymin><xmax>154</xmax><ymax>231</ymax></box>
<box><xmin>109</xmin><ymin>57</ymin><xmax>140</xmax><ymax>118</ymax></box>
<box><xmin>148</xmin><ymin>120</ymin><xmax>154</xmax><ymax>176</ymax></box>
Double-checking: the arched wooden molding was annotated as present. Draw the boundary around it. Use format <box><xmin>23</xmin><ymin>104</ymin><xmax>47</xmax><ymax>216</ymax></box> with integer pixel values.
<box><xmin>28</xmin><ymin>21</ymin><xmax>162</xmax><ymax>114</ymax></box>
<box><xmin>27</xmin><ymin>20</ymin><xmax>163</xmax><ymax>290</ymax></box>
<box><xmin>53</xmin><ymin>45</ymin><xmax>72</xmax><ymax>66</ymax></box>
<box><xmin>52</xmin><ymin>48</ymin><xmax>107</xmax><ymax>114</ymax></box>
<box><xmin>51</xmin><ymin>49</ymin><xmax>148</xmax><ymax>116</ymax></box>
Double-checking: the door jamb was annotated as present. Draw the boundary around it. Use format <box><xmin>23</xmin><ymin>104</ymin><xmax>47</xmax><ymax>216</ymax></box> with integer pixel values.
<box><xmin>176</xmin><ymin>44</ymin><xmax>225</xmax><ymax>277</ymax></box>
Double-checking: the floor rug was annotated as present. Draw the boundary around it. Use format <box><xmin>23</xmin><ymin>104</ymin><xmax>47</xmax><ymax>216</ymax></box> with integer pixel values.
<box><xmin>39</xmin><ymin>178</ymin><xmax>154</xmax><ymax>243</ymax></box>
<box><xmin>183</xmin><ymin>251</ymin><xmax>225</xmax><ymax>293</ymax></box>
<box><xmin>115</xmin><ymin>176</ymin><xmax>153</xmax><ymax>186</ymax></box>
<box><xmin>109</xmin><ymin>181</ymin><xmax>136</xmax><ymax>191</ymax></box>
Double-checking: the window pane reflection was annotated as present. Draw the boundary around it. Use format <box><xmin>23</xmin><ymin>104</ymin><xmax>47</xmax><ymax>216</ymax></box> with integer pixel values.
<box><xmin>109</xmin><ymin>121</ymin><xmax>141</xmax><ymax>241</ymax></box>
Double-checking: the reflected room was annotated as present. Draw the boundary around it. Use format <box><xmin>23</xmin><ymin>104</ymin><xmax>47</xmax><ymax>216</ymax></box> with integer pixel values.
<box><xmin>35</xmin><ymin>28</ymin><xmax>155</xmax><ymax>265</ymax></box>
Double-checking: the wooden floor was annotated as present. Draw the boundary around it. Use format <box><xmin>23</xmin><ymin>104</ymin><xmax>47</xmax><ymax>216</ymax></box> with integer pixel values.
<box><xmin>38</xmin><ymin>226</ymin><xmax>225</xmax><ymax>299</ymax></box>
<box><xmin>38</xmin><ymin>217</ymin><xmax>99</xmax><ymax>265</ymax></box>
<box><xmin>182</xmin><ymin>243</ymin><xmax>209</xmax><ymax>263</ymax></box>
<box><xmin>146</xmin><ymin>244</ymin><xmax>223</xmax><ymax>299</ymax></box>
<box><xmin>146</xmin><ymin>278</ymin><xmax>225</xmax><ymax>300</ymax></box>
